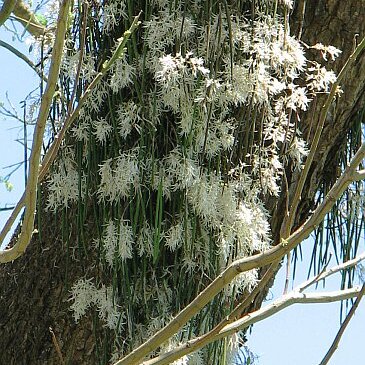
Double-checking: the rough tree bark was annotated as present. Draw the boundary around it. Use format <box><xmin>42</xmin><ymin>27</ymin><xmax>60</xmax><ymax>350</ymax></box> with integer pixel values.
<box><xmin>0</xmin><ymin>1</ymin><xmax>364</xmax><ymax>364</ymax></box>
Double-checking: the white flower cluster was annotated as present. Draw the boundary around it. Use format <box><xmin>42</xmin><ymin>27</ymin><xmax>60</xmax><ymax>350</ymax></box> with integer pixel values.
<box><xmin>164</xmin><ymin>220</ymin><xmax>184</xmax><ymax>252</ymax></box>
<box><xmin>69</xmin><ymin>278</ymin><xmax>124</xmax><ymax>330</ymax></box>
<box><xmin>136</xmin><ymin>221</ymin><xmax>154</xmax><ymax>258</ymax></box>
<box><xmin>93</xmin><ymin>117</ymin><xmax>113</xmax><ymax>144</ymax></box>
<box><xmin>109</xmin><ymin>54</ymin><xmax>135</xmax><ymax>93</ymax></box>
<box><xmin>101</xmin><ymin>0</ymin><xmax>127</xmax><ymax>34</ymax></box>
<box><xmin>153</xmin><ymin>148</ymin><xmax>199</xmax><ymax>198</ymax></box>
<box><xmin>97</xmin><ymin>148</ymin><xmax>140</xmax><ymax>202</ymax></box>
<box><xmin>116</xmin><ymin>100</ymin><xmax>141</xmax><ymax>139</ymax></box>
<box><xmin>46</xmin><ymin>150</ymin><xmax>84</xmax><ymax>211</ymax></box>
<box><xmin>96</xmin><ymin>219</ymin><xmax>134</xmax><ymax>266</ymax></box>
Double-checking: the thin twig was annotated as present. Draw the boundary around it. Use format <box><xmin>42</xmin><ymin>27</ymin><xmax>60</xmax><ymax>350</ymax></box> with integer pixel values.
<box><xmin>297</xmin><ymin>252</ymin><xmax>365</xmax><ymax>292</ymax></box>
<box><xmin>49</xmin><ymin>327</ymin><xmax>65</xmax><ymax>365</ymax></box>
<box><xmin>319</xmin><ymin>283</ymin><xmax>365</xmax><ymax>365</ymax></box>
<box><xmin>283</xmin><ymin>252</ymin><xmax>291</xmax><ymax>294</ymax></box>
<box><xmin>0</xmin><ymin>39</ymin><xmax>47</xmax><ymax>81</ymax></box>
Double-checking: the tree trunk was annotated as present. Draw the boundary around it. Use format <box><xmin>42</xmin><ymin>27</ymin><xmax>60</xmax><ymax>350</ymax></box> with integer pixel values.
<box><xmin>1</xmin><ymin>1</ymin><xmax>365</xmax><ymax>364</ymax></box>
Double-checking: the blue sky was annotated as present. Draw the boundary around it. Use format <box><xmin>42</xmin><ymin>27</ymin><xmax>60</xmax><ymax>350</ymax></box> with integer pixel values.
<box><xmin>0</xmin><ymin>24</ymin><xmax>364</xmax><ymax>365</ymax></box>
<box><xmin>0</xmin><ymin>28</ymin><xmax>36</xmax><ymax>245</ymax></box>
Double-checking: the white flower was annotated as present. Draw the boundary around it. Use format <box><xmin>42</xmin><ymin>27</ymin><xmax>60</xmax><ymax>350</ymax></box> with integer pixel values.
<box><xmin>102</xmin><ymin>1</ymin><xmax>126</xmax><ymax>34</ymax></box>
<box><xmin>81</xmin><ymin>54</ymin><xmax>97</xmax><ymax>82</ymax></box>
<box><xmin>234</xmin><ymin>201</ymin><xmax>271</xmax><ymax>256</ymax></box>
<box><xmin>93</xmin><ymin>117</ymin><xmax>113</xmax><ymax>144</ymax></box>
<box><xmin>72</xmin><ymin>119</ymin><xmax>90</xmax><ymax>142</ymax></box>
<box><xmin>118</xmin><ymin>220</ymin><xmax>134</xmax><ymax>261</ymax></box>
<box><xmin>188</xmin><ymin>53</ymin><xmax>210</xmax><ymax>77</ymax></box>
<box><xmin>69</xmin><ymin>278</ymin><xmax>96</xmax><ymax>322</ymax></box>
<box><xmin>98</xmin><ymin>149</ymin><xmax>140</xmax><ymax>202</ymax></box>
<box><xmin>187</xmin><ymin>173</ymin><xmax>222</xmax><ymax>227</ymax></box>
<box><xmin>288</xmin><ymin>136</ymin><xmax>308</xmax><ymax>168</ymax></box>
<box><xmin>102</xmin><ymin>220</ymin><xmax>118</xmax><ymax>266</ymax></box>
<box><xmin>260</xmin><ymin>165</ymin><xmax>282</xmax><ymax>196</ymax></box>
<box><xmin>226</xmin><ymin>64</ymin><xmax>252</xmax><ymax>105</ymax></box>
<box><xmin>61</xmin><ymin>50</ymin><xmax>81</xmax><ymax>79</ymax></box>
<box><xmin>179</xmin><ymin>105</ymin><xmax>195</xmax><ymax>135</ymax></box>
<box><xmin>156</xmin><ymin>52</ymin><xmax>209</xmax><ymax>85</ymax></box>
<box><xmin>144</xmin><ymin>13</ymin><xmax>196</xmax><ymax>70</ymax></box>
<box><xmin>136</xmin><ymin>222</ymin><xmax>154</xmax><ymax>257</ymax></box>
<box><xmin>164</xmin><ymin>221</ymin><xmax>184</xmax><ymax>251</ymax></box>
<box><xmin>46</xmin><ymin>150</ymin><xmax>83</xmax><ymax>210</ymax></box>
<box><xmin>226</xmin><ymin>269</ymin><xmax>259</xmax><ymax>298</ymax></box>
<box><xmin>194</xmin><ymin>77</ymin><xmax>221</xmax><ymax>106</ymax></box>
<box><xmin>286</xmin><ymin>85</ymin><xmax>311</xmax><ymax>111</ymax></box>
<box><xmin>89</xmin><ymin>81</ymin><xmax>109</xmax><ymax>112</ymax></box>
<box><xmin>163</xmin><ymin>148</ymin><xmax>199</xmax><ymax>191</ymax></box>
<box><xmin>93</xmin><ymin>285</ymin><xmax>123</xmax><ymax>330</ymax></box>
<box><xmin>69</xmin><ymin>278</ymin><xmax>124</xmax><ymax>330</ymax></box>
<box><xmin>116</xmin><ymin>100</ymin><xmax>141</xmax><ymax>138</ymax></box>
<box><xmin>109</xmin><ymin>54</ymin><xmax>135</xmax><ymax>92</ymax></box>
<box><xmin>101</xmin><ymin>219</ymin><xmax>134</xmax><ymax>265</ymax></box>
<box><xmin>182</xmin><ymin>255</ymin><xmax>199</xmax><ymax>274</ymax></box>
<box><xmin>307</xmin><ymin>64</ymin><xmax>337</xmax><ymax>92</ymax></box>
<box><xmin>312</xmin><ymin>43</ymin><xmax>342</xmax><ymax>61</ymax></box>
<box><xmin>156</xmin><ymin>54</ymin><xmax>181</xmax><ymax>83</ymax></box>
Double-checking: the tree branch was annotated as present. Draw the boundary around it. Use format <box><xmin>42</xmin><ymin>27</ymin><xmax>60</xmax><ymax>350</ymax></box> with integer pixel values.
<box><xmin>297</xmin><ymin>252</ymin><xmax>365</xmax><ymax>292</ymax></box>
<box><xmin>156</xmin><ymin>253</ymin><xmax>365</xmax><ymax>362</ymax></box>
<box><xmin>0</xmin><ymin>0</ymin><xmax>17</xmax><ymax>26</ymax></box>
<box><xmin>0</xmin><ymin>0</ymin><xmax>71</xmax><ymax>262</ymax></box>
<box><xmin>319</xmin><ymin>283</ymin><xmax>365</xmax><ymax>365</ymax></box>
<box><xmin>12</xmin><ymin>0</ymin><xmax>47</xmax><ymax>38</ymax></box>
<box><xmin>142</xmin><ymin>287</ymin><xmax>362</xmax><ymax>365</ymax></box>
<box><xmin>0</xmin><ymin>39</ymin><xmax>47</xmax><ymax>81</ymax></box>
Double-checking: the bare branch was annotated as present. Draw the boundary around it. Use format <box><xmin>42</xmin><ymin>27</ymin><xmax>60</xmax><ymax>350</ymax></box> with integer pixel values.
<box><xmin>0</xmin><ymin>39</ymin><xmax>47</xmax><ymax>81</ymax></box>
<box><xmin>12</xmin><ymin>0</ymin><xmax>47</xmax><ymax>38</ymax></box>
<box><xmin>319</xmin><ymin>284</ymin><xmax>365</xmax><ymax>365</ymax></box>
<box><xmin>169</xmin><ymin>254</ymin><xmax>365</xmax><ymax>365</ymax></box>
<box><xmin>0</xmin><ymin>0</ymin><xmax>17</xmax><ymax>26</ymax></box>
<box><xmin>0</xmin><ymin>0</ymin><xmax>71</xmax><ymax>263</ymax></box>
<box><xmin>142</xmin><ymin>287</ymin><xmax>362</xmax><ymax>365</ymax></box>
<box><xmin>297</xmin><ymin>252</ymin><xmax>365</xmax><ymax>292</ymax></box>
